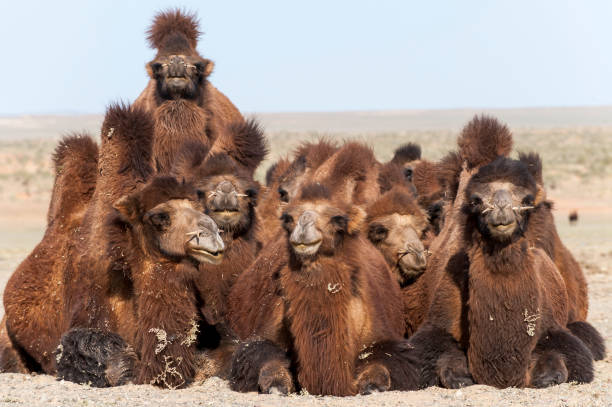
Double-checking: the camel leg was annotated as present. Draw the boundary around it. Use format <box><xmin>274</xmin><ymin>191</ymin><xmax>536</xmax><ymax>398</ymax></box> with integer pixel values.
<box><xmin>0</xmin><ymin>316</ymin><xmax>28</xmax><ymax>373</ymax></box>
<box><xmin>56</xmin><ymin>327</ymin><xmax>137</xmax><ymax>387</ymax></box>
<box><xmin>530</xmin><ymin>329</ymin><xmax>594</xmax><ymax>388</ymax></box>
<box><xmin>229</xmin><ymin>339</ymin><xmax>293</xmax><ymax>394</ymax></box>
<box><xmin>355</xmin><ymin>340</ymin><xmax>420</xmax><ymax>393</ymax></box>
<box><xmin>408</xmin><ymin>324</ymin><xmax>474</xmax><ymax>389</ymax></box>
<box><xmin>567</xmin><ymin>321</ymin><xmax>606</xmax><ymax>361</ymax></box>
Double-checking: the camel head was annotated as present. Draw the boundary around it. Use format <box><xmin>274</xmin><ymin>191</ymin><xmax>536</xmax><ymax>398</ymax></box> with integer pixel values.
<box><xmin>365</xmin><ymin>186</ymin><xmax>428</xmax><ymax>285</ymax></box>
<box><xmin>281</xmin><ymin>183</ymin><xmax>365</xmax><ymax>261</ymax></box>
<box><xmin>114</xmin><ymin>176</ymin><xmax>225</xmax><ymax>265</ymax></box>
<box><xmin>464</xmin><ymin>156</ymin><xmax>543</xmax><ymax>243</ymax></box>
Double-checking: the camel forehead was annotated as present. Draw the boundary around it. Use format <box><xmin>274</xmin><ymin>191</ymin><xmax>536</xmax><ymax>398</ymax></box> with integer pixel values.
<box><xmin>476</xmin><ymin>181</ymin><xmax>530</xmax><ymax>198</ymax></box>
<box><xmin>373</xmin><ymin>214</ymin><xmax>424</xmax><ymax>233</ymax></box>
<box><xmin>151</xmin><ymin>198</ymin><xmax>199</xmax><ymax>212</ymax></box>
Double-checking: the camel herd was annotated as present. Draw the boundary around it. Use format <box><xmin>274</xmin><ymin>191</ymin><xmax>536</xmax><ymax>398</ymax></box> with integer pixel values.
<box><xmin>0</xmin><ymin>9</ymin><xmax>606</xmax><ymax>396</ymax></box>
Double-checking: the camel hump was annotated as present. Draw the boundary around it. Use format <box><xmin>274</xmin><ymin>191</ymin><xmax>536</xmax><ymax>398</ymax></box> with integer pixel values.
<box><xmin>458</xmin><ymin>114</ymin><xmax>513</xmax><ymax>169</ymax></box>
<box><xmin>47</xmin><ymin>133</ymin><xmax>99</xmax><ymax>225</ymax></box>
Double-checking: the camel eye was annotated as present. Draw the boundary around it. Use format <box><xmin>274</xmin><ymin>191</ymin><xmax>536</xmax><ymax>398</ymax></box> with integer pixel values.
<box><xmin>330</xmin><ymin>215</ymin><xmax>348</xmax><ymax>233</ymax></box>
<box><xmin>148</xmin><ymin>212</ymin><xmax>170</xmax><ymax>229</ymax></box>
<box><xmin>368</xmin><ymin>224</ymin><xmax>388</xmax><ymax>243</ymax></box>
<box><xmin>245</xmin><ymin>188</ymin><xmax>257</xmax><ymax>199</ymax></box>
<box><xmin>196</xmin><ymin>190</ymin><xmax>205</xmax><ymax>200</ymax></box>
<box><xmin>522</xmin><ymin>194</ymin><xmax>534</xmax><ymax>206</ymax></box>
<box><xmin>470</xmin><ymin>194</ymin><xmax>483</xmax><ymax>206</ymax></box>
<box><xmin>280</xmin><ymin>213</ymin><xmax>293</xmax><ymax>225</ymax></box>
<box><xmin>278</xmin><ymin>187</ymin><xmax>289</xmax><ymax>203</ymax></box>
<box><xmin>404</xmin><ymin>167</ymin><xmax>413</xmax><ymax>182</ymax></box>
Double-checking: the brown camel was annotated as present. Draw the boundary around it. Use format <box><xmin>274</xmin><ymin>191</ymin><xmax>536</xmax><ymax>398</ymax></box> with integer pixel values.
<box><xmin>227</xmin><ymin>144</ymin><xmax>420</xmax><ymax>396</ymax></box>
<box><xmin>133</xmin><ymin>9</ymin><xmax>244</xmax><ymax>172</ymax></box>
<box><xmin>409</xmin><ymin>155</ymin><xmax>601</xmax><ymax>389</ymax></box>
<box><xmin>1</xmin><ymin>134</ymin><xmax>98</xmax><ymax>373</ymax></box>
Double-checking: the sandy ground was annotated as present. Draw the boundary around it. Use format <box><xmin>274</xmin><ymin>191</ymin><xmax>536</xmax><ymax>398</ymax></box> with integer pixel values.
<box><xmin>0</xmin><ymin>112</ymin><xmax>611</xmax><ymax>406</ymax></box>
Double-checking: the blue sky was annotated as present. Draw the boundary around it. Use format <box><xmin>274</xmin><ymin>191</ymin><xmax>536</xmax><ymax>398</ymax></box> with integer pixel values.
<box><xmin>1</xmin><ymin>1</ymin><xmax>611</xmax><ymax>114</ymax></box>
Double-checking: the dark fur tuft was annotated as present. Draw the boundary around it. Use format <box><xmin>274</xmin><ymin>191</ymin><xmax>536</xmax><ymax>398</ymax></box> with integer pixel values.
<box><xmin>56</xmin><ymin>328</ymin><xmax>136</xmax><ymax>388</ymax></box>
<box><xmin>518</xmin><ymin>152</ymin><xmax>543</xmax><ymax>185</ymax></box>
<box><xmin>225</xmin><ymin>119</ymin><xmax>269</xmax><ymax>172</ymax></box>
<box><xmin>146</xmin><ymin>9</ymin><xmax>201</xmax><ymax>51</ymax></box>
<box><xmin>391</xmin><ymin>143</ymin><xmax>422</xmax><ymax>165</ymax></box>
<box><xmin>229</xmin><ymin>339</ymin><xmax>291</xmax><ymax>392</ymax></box>
<box><xmin>458</xmin><ymin>115</ymin><xmax>513</xmax><ymax>169</ymax></box>
<box><xmin>356</xmin><ymin>340</ymin><xmax>420</xmax><ymax>391</ymax></box>
<box><xmin>567</xmin><ymin>321</ymin><xmax>606</xmax><ymax>361</ymax></box>
<box><xmin>101</xmin><ymin>102</ymin><xmax>155</xmax><ymax>181</ymax></box>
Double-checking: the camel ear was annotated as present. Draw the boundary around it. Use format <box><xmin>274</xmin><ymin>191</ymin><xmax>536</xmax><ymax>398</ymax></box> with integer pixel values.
<box><xmin>534</xmin><ymin>184</ymin><xmax>547</xmax><ymax>206</ymax></box>
<box><xmin>113</xmin><ymin>195</ymin><xmax>139</xmax><ymax>223</ymax></box>
<box><xmin>197</xmin><ymin>59</ymin><xmax>214</xmax><ymax>76</ymax></box>
<box><xmin>347</xmin><ymin>206</ymin><xmax>367</xmax><ymax>235</ymax></box>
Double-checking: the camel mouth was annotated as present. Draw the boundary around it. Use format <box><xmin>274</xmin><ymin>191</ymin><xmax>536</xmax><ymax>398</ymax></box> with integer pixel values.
<box><xmin>211</xmin><ymin>210</ymin><xmax>242</xmax><ymax>225</ymax></box>
<box><xmin>190</xmin><ymin>248</ymin><xmax>225</xmax><ymax>265</ymax></box>
<box><xmin>487</xmin><ymin>220</ymin><xmax>517</xmax><ymax>238</ymax></box>
<box><xmin>213</xmin><ymin>209</ymin><xmax>240</xmax><ymax>215</ymax></box>
<box><xmin>398</xmin><ymin>258</ymin><xmax>426</xmax><ymax>279</ymax></box>
<box><xmin>290</xmin><ymin>240</ymin><xmax>322</xmax><ymax>256</ymax></box>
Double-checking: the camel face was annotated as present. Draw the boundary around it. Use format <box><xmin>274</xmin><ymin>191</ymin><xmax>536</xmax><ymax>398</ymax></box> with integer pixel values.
<box><xmin>367</xmin><ymin>213</ymin><xmax>427</xmax><ymax>285</ymax></box>
<box><xmin>149</xmin><ymin>54</ymin><xmax>213</xmax><ymax>100</ymax></box>
<box><xmin>199</xmin><ymin>174</ymin><xmax>258</xmax><ymax>233</ymax></box>
<box><xmin>465</xmin><ymin>158</ymin><xmax>537</xmax><ymax>243</ymax></box>
<box><xmin>143</xmin><ymin>198</ymin><xmax>225</xmax><ymax>265</ymax></box>
<box><xmin>282</xmin><ymin>201</ymin><xmax>349</xmax><ymax>260</ymax></box>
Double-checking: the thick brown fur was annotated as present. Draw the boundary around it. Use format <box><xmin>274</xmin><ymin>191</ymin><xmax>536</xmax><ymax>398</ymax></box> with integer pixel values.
<box><xmin>364</xmin><ymin>186</ymin><xmax>430</xmax><ymax>335</ymax></box>
<box><xmin>409</xmin><ymin>156</ymin><xmax>597</xmax><ymax>389</ymax></box>
<box><xmin>146</xmin><ymin>9</ymin><xmax>201</xmax><ymax>50</ymax></box>
<box><xmin>228</xmin><ymin>166</ymin><xmax>418</xmax><ymax>395</ymax></box>
<box><xmin>2</xmin><ymin>133</ymin><xmax>99</xmax><ymax>373</ymax></box>
<box><xmin>134</xmin><ymin>8</ymin><xmax>244</xmax><ymax>173</ymax></box>
<box><xmin>3</xmin><ymin>103</ymin><xmax>222</xmax><ymax>389</ymax></box>
<box><xmin>171</xmin><ymin>130</ymin><xmax>266</xmax><ymax>338</ymax></box>
<box><xmin>517</xmin><ymin>152</ymin><xmax>590</xmax><ymax>325</ymax></box>
<box><xmin>255</xmin><ymin>139</ymin><xmax>339</xmax><ymax>244</ymax></box>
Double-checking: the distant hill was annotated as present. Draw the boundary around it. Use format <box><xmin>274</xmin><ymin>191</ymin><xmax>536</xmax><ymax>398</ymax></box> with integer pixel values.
<box><xmin>2</xmin><ymin>106</ymin><xmax>612</xmax><ymax>140</ymax></box>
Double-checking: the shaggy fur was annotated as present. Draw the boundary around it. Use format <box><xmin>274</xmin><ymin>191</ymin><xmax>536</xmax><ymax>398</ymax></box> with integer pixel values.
<box><xmin>255</xmin><ymin>140</ymin><xmax>339</xmax><ymax>244</ymax></box>
<box><xmin>134</xmin><ymin>9</ymin><xmax>244</xmax><ymax>173</ymax></box>
<box><xmin>1</xmin><ymin>133</ymin><xmax>100</xmax><ymax>373</ymax></box>
<box><xmin>390</xmin><ymin>143</ymin><xmax>422</xmax><ymax>165</ymax></box>
<box><xmin>228</xmin><ymin>169</ymin><xmax>418</xmax><ymax>395</ymax></box>
<box><xmin>364</xmin><ymin>186</ymin><xmax>431</xmax><ymax>335</ymax></box>
<box><xmin>457</xmin><ymin>115</ymin><xmax>513</xmax><ymax>170</ymax></box>
<box><xmin>146</xmin><ymin>9</ymin><xmax>201</xmax><ymax>51</ymax></box>
<box><xmin>171</xmin><ymin>132</ymin><xmax>266</xmax><ymax>335</ymax></box>
<box><xmin>409</xmin><ymin>156</ymin><xmax>597</xmax><ymax>388</ymax></box>
<box><xmin>56</xmin><ymin>328</ymin><xmax>136</xmax><ymax>387</ymax></box>
<box><xmin>47</xmin><ymin>133</ymin><xmax>99</xmax><ymax>225</ymax></box>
